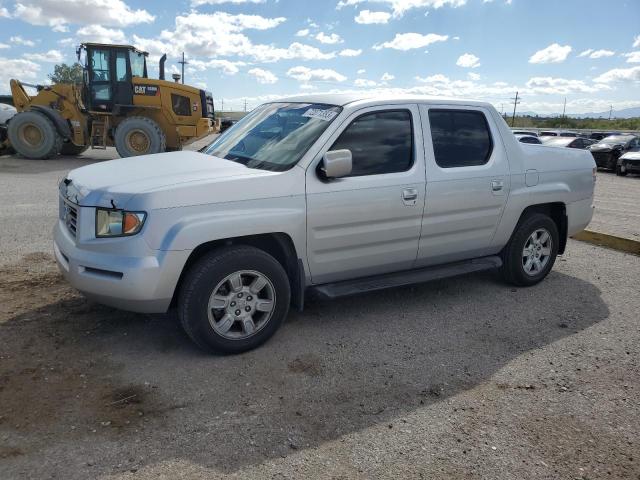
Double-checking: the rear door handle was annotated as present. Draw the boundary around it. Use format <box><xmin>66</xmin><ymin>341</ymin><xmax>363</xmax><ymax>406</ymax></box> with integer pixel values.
<box><xmin>491</xmin><ymin>180</ymin><xmax>504</xmax><ymax>192</ymax></box>
<box><xmin>402</xmin><ymin>188</ymin><xmax>418</xmax><ymax>205</ymax></box>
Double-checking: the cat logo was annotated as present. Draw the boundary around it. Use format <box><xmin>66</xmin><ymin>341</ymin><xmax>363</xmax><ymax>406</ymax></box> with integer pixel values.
<box><xmin>133</xmin><ymin>85</ymin><xmax>159</xmax><ymax>96</ymax></box>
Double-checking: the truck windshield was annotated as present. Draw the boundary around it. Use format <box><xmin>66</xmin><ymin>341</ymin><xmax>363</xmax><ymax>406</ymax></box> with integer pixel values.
<box><xmin>204</xmin><ymin>102</ymin><xmax>342</xmax><ymax>171</ymax></box>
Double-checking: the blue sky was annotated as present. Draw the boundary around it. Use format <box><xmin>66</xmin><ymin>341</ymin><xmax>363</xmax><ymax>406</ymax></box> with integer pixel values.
<box><xmin>0</xmin><ymin>0</ymin><xmax>639</xmax><ymax>114</ymax></box>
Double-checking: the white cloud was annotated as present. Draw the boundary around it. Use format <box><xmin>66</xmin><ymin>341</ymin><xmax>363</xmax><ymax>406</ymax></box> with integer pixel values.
<box><xmin>594</xmin><ymin>66</ymin><xmax>640</xmax><ymax>84</ymax></box>
<box><xmin>0</xmin><ymin>58</ymin><xmax>40</xmax><ymax>94</ymax></box>
<box><xmin>192</xmin><ymin>0</ymin><xmax>266</xmax><ymax>5</ymax></box>
<box><xmin>295</xmin><ymin>28</ymin><xmax>310</xmax><ymax>37</ymax></box>
<box><xmin>456</xmin><ymin>52</ymin><xmax>480</xmax><ymax>68</ymax></box>
<box><xmin>357</xmin><ymin>68</ymin><xmax>366</xmax><ymax>74</ymax></box>
<box><xmin>529</xmin><ymin>43</ymin><xmax>572</xmax><ymax>64</ymax></box>
<box><xmin>13</xmin><ymin>0</ymin><xmax>154</xmax><ymax>29</ymax></box>
<box><xmin>0</xmin><ymin>4</ymin><xmax>10</xmax><ymax>17</ymax></box>
<box><xmin>468</xmin><ymin>72</ymin><xmax>480</xmax><ymax>80</ymax></box>
<box><xmin>633</xmin><ymin>35</ymin><xmax>640</xmax><ymax>49</ymax></box>
<box><xmin>525</xmin><ymin>77</ymin><xmax>607</xmax><ymax>94</ymax></box>
<box><xmin>287</xmin><ymin>66</ymin><xmax>347</xmax><ymax>83</ymax></box>
<box><xmin>248</xmin><ymin>67</ymin><xmax>278</xmax><ymax>84</ymax></box>
<box><xmin>354</xmin><ymin>10</ymin><xmax>391</xmax><ymax>24</ymax></box>
<box><xmin>188</xmin><ymin>58</ymin><xmax>247</xmax><ymax>75</ymax></box>
<box><xmin>354</xmin><ymin>78</ymin><xmax>378</xmax><ymax>87</ymax></box>
<box><xmin>623</xmin><ymin>51</ymin><xmax>640</xmax><ymax>63</ymax></box>
<box><xmin>337</xmin><ymin>0</ymin><xmax>466</xmax><ymax>16</ymax></box>
<box><xmin>373</xmin><ymin>32</ymin><xmax>448</xmax><ymax>51</ymax></box>
<box><xmin>381</xmin><ymin>72</ymin><xmax>394</xmax><ymax>81</ymax></box>
<box><xmin>579</xmin><ymin>48</ymin><xmax>615</xmax><ymax>59</ymax></box>
<box><xmin>76</xmin><ymin>25</ymin><xmax>127</xmax><ymax>44</ymax></box>
<box><xmin>315</xmin><ymin>32</ymin><xmax>342</xmax><ymax>44</ymax></box>
<box><xmin>10</xmin><ymin>36</ymin><xmax>36</xmax><ymax>47</ymax></box>
<box><xmin>0</xmin><ymin>43</ymin><xmax>9</xmax><ymax>49</ymax></box>
<box><xmin>24</xmin><ymin>49</ymin><xmax>65</xmax><ymax>63</ymax></box>
<box><xmin>339</xmin><ymin>48</ymin><xmax>362</xmax><ymax>57</ymax></box>
<box><xmin>133</xmin><ymin>13</ymin><xmax>336</xmax><ymax>64</ymax></box>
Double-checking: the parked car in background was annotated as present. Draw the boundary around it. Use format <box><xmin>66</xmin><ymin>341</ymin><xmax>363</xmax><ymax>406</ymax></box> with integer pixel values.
<box><xmin>589</xmin><ymin>134</ymin><xmax>640</xmax><ymax>171</ymax></box>
<box><xmin>54</xmin><ymin>94</ymin><xmax>596</xmax><ymax>353</ymax></box>
<box><xmin>617</xmin><ymin>151</ymin><xmax>640</xmax><ymax>176</ymax></box>
<box><xmin>0</xmin><ymin>104</ymin><xmax>17</xmax><ymax>146</ymax></box>
<box><xmin>540</xmin><ymin>131</ymin><xmax>578</xmax><ymax>138</ymax></box>
<box><xmin>220</xmin><ymin>117</ymin><xmax>235</xmax><ymax>132</ymax></box>
<box><xmin>515</xmin><ymin>134</ymin><xmax>542</xmax><ymax>144</ymax></box>
<box><xmin>590</xmin><ymin>132</ymin><xmax>620</xmax><ymax>141</ymax></box>
<box><xmin>543</xmin><ymin>137</ymin><xmax>595</xmax><ymax>150</ymax></box>
<box><xmin>512</xmin><ymin>130</ymin><xmax>538</xmax><ymax>137</ymax></box>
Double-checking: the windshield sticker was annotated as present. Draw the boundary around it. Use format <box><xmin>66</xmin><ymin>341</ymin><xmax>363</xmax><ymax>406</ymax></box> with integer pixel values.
<box><xmin>302</xmin><ymin>109</ymin><xmax>338</xmax><ymax>122</ymax></box>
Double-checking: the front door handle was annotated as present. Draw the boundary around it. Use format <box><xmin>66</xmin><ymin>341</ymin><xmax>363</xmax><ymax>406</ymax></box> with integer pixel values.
<box><xmin>402</xmin><ymin>188</ymin><xmax>418</xmax><ymax>206</ymax></box>
<box><xmin>491</xmin><ymin>180</ymin><xmax>504</xmax><ymax>192</ymax></box>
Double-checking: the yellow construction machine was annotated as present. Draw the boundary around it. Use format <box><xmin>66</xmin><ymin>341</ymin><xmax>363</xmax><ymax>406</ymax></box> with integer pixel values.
<box><xmin>2</xmin><ymin>43</ymin><xmax>215</xmax><ymax>159</ymax></box>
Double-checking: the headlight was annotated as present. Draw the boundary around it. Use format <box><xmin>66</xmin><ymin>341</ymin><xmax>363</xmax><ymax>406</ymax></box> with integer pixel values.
<box><xmin>96</xmin><ymin>208</ymin><xmax>146</xmax><ymax>237</ymax></box>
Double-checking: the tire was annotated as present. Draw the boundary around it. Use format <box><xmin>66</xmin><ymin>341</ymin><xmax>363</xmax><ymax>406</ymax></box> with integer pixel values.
<box><xmin>7</xmin><ymin>111</ymin><xmax>63</xmax><ymax>159</ymax></box>
<box><xmin>60</xmin><ymin>142</ymin><xmax>89</xmax><ymax>156</ymax></box>
<box><xmin>178</xmin><ymin>246</ymin><xmax>291</xmax><ymax>354</ymax></box>
<box><xmin>616</xmin><ymin>164</ymin><xmax>628</xmax><ymax>176</ymax></box>
<box><xmin>114</xmin><ymin>116</ymin><xmax>166</xmax><ymax>158</ymax></box>
<box><xmin>501</xmin><ymin>213</ymin><xmax>559</xmax><ymax>287</ymax></box>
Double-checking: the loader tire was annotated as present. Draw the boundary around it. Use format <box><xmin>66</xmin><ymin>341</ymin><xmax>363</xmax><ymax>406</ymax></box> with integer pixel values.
<box><xmin>114</xmin><ymin>116</ymin><xmax>166</xmax><ymax>158</ymax></box>
<box><xmin>60</xmin><ymin>142</ymin><xmax>89</xmax><ymax>156</ymax></box>
<box><xmin>7</xmin><ymin>111</ymin><xmax>63</xmax><ymax>159</ymax></box>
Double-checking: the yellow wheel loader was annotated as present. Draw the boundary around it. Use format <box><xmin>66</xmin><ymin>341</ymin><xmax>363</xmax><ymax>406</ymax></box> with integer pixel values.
<box><xmin>3</xmin><ymin>43</ymin><xmax>215</xmax><ymax>159</ymax></box>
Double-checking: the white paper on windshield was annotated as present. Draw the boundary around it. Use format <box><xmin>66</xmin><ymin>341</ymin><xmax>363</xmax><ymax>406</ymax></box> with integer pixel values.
<box><xmin>302</xmin><ymin>108</ymin><xmax>338</xmax><ymax>122</ymax></box>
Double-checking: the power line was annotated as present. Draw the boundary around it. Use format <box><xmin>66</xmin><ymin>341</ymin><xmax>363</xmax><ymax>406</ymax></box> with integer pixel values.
<box><xmin>178</xmin><ymin>52</ymin><xmax>188</xmax><ymax>85</ymax></box>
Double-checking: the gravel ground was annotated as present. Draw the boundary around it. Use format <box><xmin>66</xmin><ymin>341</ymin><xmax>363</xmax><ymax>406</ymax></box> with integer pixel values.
<box><xmin>590</xmin><ymin>171</ymin><xmax>640</xmax><ymax>241</ymax></box>
<box><xmin>0</xmin><ymin>148</ymin><xmax>639</xmax><ymax>479</ymax></box>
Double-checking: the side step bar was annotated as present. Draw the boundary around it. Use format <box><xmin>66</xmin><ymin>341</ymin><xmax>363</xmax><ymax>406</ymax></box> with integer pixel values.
<box><xmin>310</xmin><ymin>256</ymin><xmax>503</xmax><ymax>299</ymax></box>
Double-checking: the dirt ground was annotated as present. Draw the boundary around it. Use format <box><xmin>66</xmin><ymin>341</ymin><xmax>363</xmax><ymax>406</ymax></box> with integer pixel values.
<box><xmin>0</xmin><ymin>240</ymin><xmax>639</xmax><ymax>479</ymax></box>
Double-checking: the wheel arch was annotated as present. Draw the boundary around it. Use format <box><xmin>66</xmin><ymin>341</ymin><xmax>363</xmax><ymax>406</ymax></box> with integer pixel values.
<box><xmin>170</xmin><ymin>232</ymin><xmax>305</xmax><ymax>311</ymax></box>
<box><xmin>514</xmin><ymin>202</ymin><xmax>568</xmax><ymax>254</ymax></box>
<box><xmin>29</xmin><ymin>106</ymin><xmax>71</xmax><ymax>139</ymax></box>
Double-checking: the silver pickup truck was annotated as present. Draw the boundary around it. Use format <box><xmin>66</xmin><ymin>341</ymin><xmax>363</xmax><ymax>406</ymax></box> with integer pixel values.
<box><xmin>54</xmin><ymin>94</ymin><xmax>595</xmax><ymax>353</ymax></box>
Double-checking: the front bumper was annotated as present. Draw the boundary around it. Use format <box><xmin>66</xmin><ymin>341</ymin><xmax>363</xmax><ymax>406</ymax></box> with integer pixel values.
<box><xmin>620</xmin><ymin>160</ymin><xmax>640</xmax><ymax>174</ymax></box>
<box><xmin>591</xmin><ymin>151</ymin><xmax>616</xmax><ymax>169</ymax></box>
<box><xmin>53</xmin><ymin>219</ymin><xmax>190</xmax><ymax>313</ymax></box>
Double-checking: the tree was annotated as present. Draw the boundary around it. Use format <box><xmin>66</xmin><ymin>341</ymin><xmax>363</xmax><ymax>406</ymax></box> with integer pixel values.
<box><xmin>48</xmin><ymin>63</ymin><xmax>84</xmax><ymax>85</ymax></box>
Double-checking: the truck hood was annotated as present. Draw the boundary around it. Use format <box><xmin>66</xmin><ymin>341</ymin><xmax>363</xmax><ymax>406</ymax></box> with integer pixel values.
<box><xmin>589</xmin><ymin>143</ymin><xmax>622</xmax><ymax>152</ymax></box>
<box><xmin>61</xmin><ymin>151</ymin><xmax>271</xmax><ymax>208</ymax></box>
<box><xmin>620</xmin><ymin>151</ymin><xmax>640</xmax><ymax>161</ymax></box>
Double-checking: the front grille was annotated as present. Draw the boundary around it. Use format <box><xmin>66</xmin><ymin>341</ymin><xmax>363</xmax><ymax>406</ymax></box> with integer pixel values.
<box><xmin>61</xmin><ymin>200</ymin><xmax>78</xmax><ymax>237</ymax></box>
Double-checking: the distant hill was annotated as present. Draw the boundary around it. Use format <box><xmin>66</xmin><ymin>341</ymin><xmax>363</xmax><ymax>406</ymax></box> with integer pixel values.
<box><xmin>517</xmin><ymin>106</ymin><xmax>640</xmax><ymax>119</ymax></box>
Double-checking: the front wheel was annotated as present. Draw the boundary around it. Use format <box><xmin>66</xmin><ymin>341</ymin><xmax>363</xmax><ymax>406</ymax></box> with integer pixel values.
<box><xmin>178</xmin><ymin>246</ymin><xmax>291</xmax><ymax>354</ymax></box>
<box><xmin>114</xmin><ymin>116</ymin><xmax>166</xmax><ymax>158</ymax></box>
<box><xmin>501</xmin><ymin>213</ymin><xmax>559</xmax><ymax>287</ymax></box>
<box><xmin>616</xmin><ymin>164</ymin><xmax>628</xmax><ymax>176</ymax></box>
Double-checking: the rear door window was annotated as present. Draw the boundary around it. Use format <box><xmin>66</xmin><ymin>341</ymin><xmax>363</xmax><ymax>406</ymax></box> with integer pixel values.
<box><xmin>428</xmin><ymin>109</ymin><xmax>493</xmax><ymax>168</ymax></box>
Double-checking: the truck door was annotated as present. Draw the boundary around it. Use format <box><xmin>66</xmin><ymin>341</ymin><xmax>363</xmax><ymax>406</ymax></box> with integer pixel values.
<box><xmin>87</xmin><ymin>47</ymin><xmax>113</xmax><ymax>111</ymax></box>
<box><xmin>415</xmin><ymin>105</ymin><xmax>510</xmax><ymax>267</ymax></box>
<box><xmin>305</xmin><ymin>105</ymin><xmax>426</xmax><ymax>284</ymax></box>
<box><xmin>113</xmin><ymin>49</ymin><xmax>133</xmax><ymax>107</ymax></box>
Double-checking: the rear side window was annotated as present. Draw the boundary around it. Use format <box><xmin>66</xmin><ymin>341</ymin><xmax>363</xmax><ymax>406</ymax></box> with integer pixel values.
<box><xmin>331</xmin><ymin>110</ymin><xmax>413</xmax><ymax>176</ymax></box>
<box><xmin>428</xmin><ymin>109</ymin><xmax>493</xmax><ymax>168</ymax></box>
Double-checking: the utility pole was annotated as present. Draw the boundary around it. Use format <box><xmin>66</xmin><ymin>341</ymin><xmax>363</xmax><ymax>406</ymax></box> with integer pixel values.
<box><xmin>561</xmin><ymin>97</ymin><xmax>567</xmax><ymax>127</ymax></box>
<box><xmin>221</xmin><ymin>98</ymin><xmax>224</xmax><ymax>112</ymax></box>
<box><xmin>608</xmin><ymin>105</ymin><xmax>613</xmax><ymax>121</ymax></box>
<box><xmin>244</xmin><ymin>99</ymin><xmax>247</xmax><ymax>112</ymax></box>
<box><xmin>178</xmin><ymin>52</ymin><xmax>188</xmax><ymax>85</ymax></box>
<box><xmin>510</xmin><ymin>91</ymin><xmax>520</xmax><ymax>127</ymax></box>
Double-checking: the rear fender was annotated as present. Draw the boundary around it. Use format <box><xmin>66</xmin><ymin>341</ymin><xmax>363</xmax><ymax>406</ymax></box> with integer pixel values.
<box><xmin>30</xmin><ymin>105</ymin><xmax>72</xmax><ymax>139</ymax></box>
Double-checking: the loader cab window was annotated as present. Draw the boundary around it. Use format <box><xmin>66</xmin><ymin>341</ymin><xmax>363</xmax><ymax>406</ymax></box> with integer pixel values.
<box><xmin>130</xmin><ymin>51</ymin><xmax>146</xmax><ymax>78</ymax></box>
<box><xmin>90</xmin><ymin>49</ymin><xmax>110</xmax><ymax>82</ymax></box>
<box><xmin>115</xmin><ymin>51</ymin><xmax>128</xmax><ymax>81</ymax></box>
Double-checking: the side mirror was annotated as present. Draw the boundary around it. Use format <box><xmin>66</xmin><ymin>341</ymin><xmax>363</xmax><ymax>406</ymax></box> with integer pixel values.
<box><xmin>322</xmin><ymin>149</ymin><xmax>352</xmax><ymax>179</ymax></box>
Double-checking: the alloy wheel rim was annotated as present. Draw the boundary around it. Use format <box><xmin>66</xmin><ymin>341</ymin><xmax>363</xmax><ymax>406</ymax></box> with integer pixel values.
<box><xmin>19</xmin><ymin>123</ymin><xmax>43</xmax><ymax>147</ymax></box>
<box><xmin>126</xmin><ymin>129</ymin><xmax>150</xmax><ymax>153</ymax></box>
<box><xmin>522</xmin><ymin>228</ymin><xmax>552</xmax><ymax>276</ymax></box>
<box><xmin>207</xmin><ymin>270</ymin><xmax>276</xmax><ymax>340</ymax></box>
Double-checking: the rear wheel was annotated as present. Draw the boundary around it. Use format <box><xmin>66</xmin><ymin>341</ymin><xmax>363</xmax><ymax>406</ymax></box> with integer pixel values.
<box><xmin>114</xmin><ymin>116</ymin><xmax>166</xmax><ymax>158</ymax></box>
<box><xmin>501</xmin><ymin>213</ymin><xmax>559</xmax><ymax>287</ymax></box>
<box><xmin>7</xmin><ymin>111</ymin><xmax>63</xmax><ymax>159</ymax></box>
<box><xmin>60</xmin><ymin>142</ymin><xmax>89</xmax><ymax>156</ymax></box>
<box><xmin>616</xmin><ymin>164</ymin><xmax>628</xmax><ymax>176</ymax></box>
<box><xmin>178</xmin><ymin>246</ymin><xmax>291</xmax><ymax>354</ymax></box>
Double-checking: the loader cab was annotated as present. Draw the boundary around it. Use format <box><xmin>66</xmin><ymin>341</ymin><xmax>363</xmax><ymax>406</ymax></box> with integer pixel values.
<box><xmin>79</xmin><ymin>43</ymin><xmax>148</xmax><ymax>112</ymax></box>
